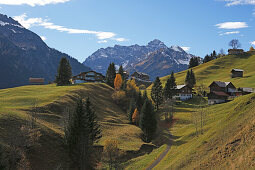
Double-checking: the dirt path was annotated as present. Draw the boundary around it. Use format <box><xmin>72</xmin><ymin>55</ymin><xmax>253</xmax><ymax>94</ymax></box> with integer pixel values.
<box><xmin>146</xmin><ymin>132</ymin><xmax>172</xmax><ymax>170</ymax></box>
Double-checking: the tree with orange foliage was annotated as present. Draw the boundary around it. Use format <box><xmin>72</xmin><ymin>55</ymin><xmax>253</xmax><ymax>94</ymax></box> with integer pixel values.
<box><xmin>132</xmin><ymin>108</ymin><xmax>139</xmax><ymax>125</ymax></box>
<box><xmin>250</xmin><ymin>46</ymin><xmax>255</xmax><ymax>51</ymax></box>
<box><xmin>114</xmin><ymin>74</ymin><xmax>123</xmax><ymax>90</ymax></box>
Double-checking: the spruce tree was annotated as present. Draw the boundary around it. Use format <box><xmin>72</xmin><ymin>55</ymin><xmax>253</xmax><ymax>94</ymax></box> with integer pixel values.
<box><xmin>151</xmin><ymin>77</ymin><xmax>163</xmax><ymax>110</ymax></box>
<box><xmin>65</xmin><ymin>97</ymin><xmax>101</xmax><ymax>169</ymax></box>
<box><xmin>106</xmin><ymin>63</ymin><xmax>116</xmax><ymax>88</ymax></box>
<box><xmin>185</xmin><ymin>70</ymin><xmax>190</xmax><ymax>86</ymax></box>
<box><xmin>190</xmin><ymin>69</ymin><xmax>196</xmax><ymax>87</ymax></box>
<box><xmin>142</xmin><ymin>90</ymin><xmax>148</xmax><ymax>102</ymax></box>
<box><xmin>136</xmin><ymin>91</ymin><xmax>143</xmax><ymax>112</ymax></box>
<box><xmin>84</xmin><ymin>97</ymin><xmax>102</xmax><ymax>145</ymax></box>
<box><xmin>127</xmin><ymin>98</ymin><xmax>136</xmax><ymax>124</ymax></box>
<box><xmin>139</xmin><ymin>99</ymin><xmax>157</xmax><ymax>142</ymax></box>
<box><xmin>118</xmin><ymin>65</ymin><xmax>124</xmax><ymax>79</ymax></box>
<box><xmin>56</xmin><ymin>57</ymin><xmax>72</xmax><ymax>86</ymax></box>
<box><xmin>164</xmin><ymin>72</ymin><xmax>177</xmax><ymax>100</ymax></box>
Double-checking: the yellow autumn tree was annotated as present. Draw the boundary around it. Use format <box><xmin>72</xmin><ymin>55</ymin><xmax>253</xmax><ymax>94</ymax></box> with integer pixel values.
<box><xmin>126</xmin><ymin>79</ymin><xmax>139</xmax><ymax>97</ymax></box>
<box><xmin>103</xmin><ymin>139</ymin><xmax>122</xmax><ymax>169</ymax></box>
<box><xmin>250</xmin><ymin>46</ymin><xmax>255</xmax><ymax>51</ymax></box>
<box><xmin>114</xmin><ymin>74</ymin><xmax>122</xmax><ymax>90</ymax></box>
<box><xmin>132</xmin><ymin>108</ymin><xmax>139</xmax><ymax>125</ymax></box>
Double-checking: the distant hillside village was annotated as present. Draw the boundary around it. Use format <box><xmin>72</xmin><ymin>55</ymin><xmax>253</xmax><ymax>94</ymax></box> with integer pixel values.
<box><xmin>29</xmin><ymin>39</ymin><xmax>255</xmax><ymax>106</ymax></box>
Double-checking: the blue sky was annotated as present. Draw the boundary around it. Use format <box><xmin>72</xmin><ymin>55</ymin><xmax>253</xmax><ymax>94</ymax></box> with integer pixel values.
<box><xmin>0</xmin><ymin>0</ymin><xmax>255</xmax><ymax>62</ymax></box>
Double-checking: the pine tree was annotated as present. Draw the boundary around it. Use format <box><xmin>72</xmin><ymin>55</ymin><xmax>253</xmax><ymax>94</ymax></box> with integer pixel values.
<box><xmin>118</xmin><ymin>65</ymin><xmax>124</xmax><ymax>79</ymax></box>
<box><xmin>142</xmin><ymin>90</ymin><xmax>148</xmax><ymax>102</ymax></box>
<box><xmin>164</xmin><ymin>72</ymin><xmax>177</xmax><ymax>100</ymax></box>
<box><xmin>84</xmin><ymin>97</ymin><xmax>102</xmax><ymax>145</ymax></box>
<box><xmin>56</xmin><ymin>57</ymin><xmax>72</xmax><ymax>86</ymax></box>
<box><xmin>190</xmin><ymin>69</ymin><xmax>196</xmax><ymax>87</ymax></box>
<box><xmin>127</xmin><ymin>98</ymin><xmax>136</xmax><ymax>124</ymax></box>
<box><xmin>106</xmin><ymin>63</ymin><xmax>116</xmax><ymax>88</ymax></box>
<box><xmin>136</xmin><ymin>91</ymin><xmax>144</xmax><ymax>112</ymax></box>
<box><xmin>65</xmin><ymin>97</ymin><xmax>101</xmax><ymax>169</ymax></box>
<box><xmin>189</xmin><ymin>57</ymin><xmax>200</xmax><ymax>68</ymax></box>
<box><xmin>139</xmin><ymin>99</ymin><xmax>157</xmax><ymax>142</ymax></box>
<box><xmin>151</xmin><ymin>77</ymin><xmax>163</xmax><ymax>110</ymax></box>
<box><xmin>185</xmin><ymin>70</ymin><xmax>190</xmax><ymax>86</ymax></box>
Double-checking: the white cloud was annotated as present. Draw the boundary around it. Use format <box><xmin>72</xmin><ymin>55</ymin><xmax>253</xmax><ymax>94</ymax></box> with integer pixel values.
<box><xmin>220</xmin><ymin>31</ymin><xmax>240</xmax><ymax>35</ymax></box>
<box><xmin>251</xmin><ymin>41</ymin><xmax>255</xmax><ymax>45</ymax></box>
<box><xmin>114</xmin><ymin>38</ymin><xmax>128</xmax><ymax>42</ymax></box>
<box><xmin>98</xmin><ymin>40</ymin><xmax>107</xmax><ymax>43</ymax></box>
<box><xmin>221</xmin><ymin>0</ymin><xmax>255</xmax><ymax>6</ymax></box>
<box><xmin>0</xmin><ymin>0</ymin><xmax>70</xmax><ymax>7</ymax></box>
<box><xmin>181</xmin><ymin>47</ymin><xmax>190</xmax><ymax>51</ymax></box>
<box><xmin>215</xmin><ymin>22</ymin><xmax>248</xmax><ymax>29</ymax></box>
<box><xmin>40</xmin><ymin>36</ymin><xmax>46</xmax><ymax>41</ymax></box>
<box><xmin>13</xmin><ymin>13</ymin><xmax>126</xmax><ymax>41</ymax></box>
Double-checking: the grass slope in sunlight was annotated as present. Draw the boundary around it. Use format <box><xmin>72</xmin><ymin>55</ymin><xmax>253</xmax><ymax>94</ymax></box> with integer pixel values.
<box><xmin>149</xmin><ymin>52</ymin><xmax>255</xmax><ymax>91</ymax></box>
<box><xmin>0</xmin><ymin>83</ymin><xmax>143</xmax><ymax>170</ymax></box>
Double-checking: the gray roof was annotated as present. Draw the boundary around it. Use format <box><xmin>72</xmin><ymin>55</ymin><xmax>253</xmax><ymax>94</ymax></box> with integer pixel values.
<box><xmin>232</xmin><ymin>69</ymin><xmax>244</xmax><ymax>72</ymax></box>
<box><xmin>239</xmin><ymin>87</ymin><xmax>253</xmax><ymax>92</ymax></box>
<box><xmin>176</xmin><ymin>85</ymin><xmax>186</xmax><ymax>89</ymax></box>
<box><xmin>213</xmin><ymin>81</ymin><xmax>231</xmax><ymax>88</ymax></box>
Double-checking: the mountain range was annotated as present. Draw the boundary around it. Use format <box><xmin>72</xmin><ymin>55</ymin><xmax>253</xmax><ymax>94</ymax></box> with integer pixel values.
<box><xmin>0</xmin><ymin>14</ymin><xmax>90</xmax><ymax>89</ymax></box>
<box><xmin>83</xmin><ymin>39</ymin><xmax>194</xmax><ymax>80</ymax></box>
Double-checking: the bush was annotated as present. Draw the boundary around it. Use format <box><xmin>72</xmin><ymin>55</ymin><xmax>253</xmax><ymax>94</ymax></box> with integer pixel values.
<box><xmin>103</xmin><ymin>139</ymin><xmax>123</xmax><ymax>169</ymax></box>
<box><xmin>112</xmin><ymin>90</ymin><xmax>127</xmax><ymax>110</ymax></box>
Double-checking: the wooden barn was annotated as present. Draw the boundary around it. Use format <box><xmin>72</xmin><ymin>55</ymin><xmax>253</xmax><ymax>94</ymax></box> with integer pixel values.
<box><xmin>228</xmin><ymin>49</ymin><xmax>244</xmax><ymax>55</ymax></box>
<box><xmin>29</xmin><ymin>78</ymin><xmax>45</xmax><ymax>85</ymax></box>
<box><xmin>72</xmin><ymin>71</ymin><xmax>105</xmax><ymax>84</ymax></box>
<box><xmin>231</xmin><ymin>69</ymin><xmax>243</xmax><ymax>78</ymax></box>
<box><xmin>131</xmin><ymin>71</ymin><xmax>152</xmax><ymax>87</ymax></box>
<box><xmin>208</xmin><ymin>91</ymin><xmax>229</xmax><ymax>105</ymax></box>
<box><xmin>208</xmin><ymin>81</ymin><xmax>236</xmax><ymax>105</ymax></box>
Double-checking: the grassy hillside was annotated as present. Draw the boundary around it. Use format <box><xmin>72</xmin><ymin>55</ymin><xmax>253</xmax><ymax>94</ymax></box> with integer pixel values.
<box><xmin>125</xmin><ymin>94</ymin><xmax>255</xmax><ymax>169</ymax></box>
<box><xmin>125</xmin><ymin>52</ymin><xmax>255</xmax><ymax>169</ymax></box>
<box><xmin>160</xmin><ymin>52</ymin><xmax>255</xmax><ymax>89</ymax></box>
<box><xmin>0</xmin><ymin>83</ymin><xmax>143</xmax><ymax>169</ymax></box>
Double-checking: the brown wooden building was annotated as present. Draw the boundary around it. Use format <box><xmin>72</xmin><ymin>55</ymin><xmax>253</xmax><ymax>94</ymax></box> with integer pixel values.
<box><xmin>173</xmin><ymin>85</ymin><xmax>193</xmax><ymax>101</ymax></box>
<box><xmin>208</xmin><ymin>91</ymin><xmax>229</xmax><ymax>105</ymax></box>
<box><xmin>131</xmin><ymin>71</ymin><xmax>152</xmax><ymax>88</ymax></box>
<box><xmin>231</xmin><ymin>69</ymin><xmax>243</xmax><ymax>78</ymax></box>
<box><xmin>208</xmin><ymin>81</ymin><xmax>236</xmax><ymax>105</ymax></box>
<box><xmin>29</xmin><ymin>78</ymin><xmax>45</xmax><ymax>85</ymax></box>
<box><xmin>209</xmin><ymin>81</ymin><xmax>236</xmax><ymax>94</ymax></box>
<box><xmin>72</xmin><ymin>71</ymin><xmax>105</xmax><ymax>84</ymax></box>
<box><xmin>228</xmin><ymin>49</ymin><xmax>244</xmax><ymax>55</ymax></box>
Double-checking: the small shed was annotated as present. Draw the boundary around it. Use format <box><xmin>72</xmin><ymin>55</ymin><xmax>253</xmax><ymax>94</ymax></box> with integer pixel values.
<box><xmin>228</xmin><ymin>49</ymin><xmax>244</xmax><ymax>55</ymax></box>
<box><xmin>29</xmin><ymin>78</ymin><xmax>45</xmax><ymax>85</ymax></box>
<box><xmin>231</xmin><ymin>69</ymin><xmax>243</xmax><ymax>78</ymax></box>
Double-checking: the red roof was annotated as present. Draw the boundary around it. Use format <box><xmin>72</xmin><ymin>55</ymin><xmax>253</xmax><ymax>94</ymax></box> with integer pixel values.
<box><xmin>212</xmin><ymin>91</ymin><xmax>229</xmax><ymax>97</ymax></box>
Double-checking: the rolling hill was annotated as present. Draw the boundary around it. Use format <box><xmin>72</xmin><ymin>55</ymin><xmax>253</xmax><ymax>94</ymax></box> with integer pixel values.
<box><xmin>160</xmin><ymin>51</ymin><xmax>255</xmax><ymax>89</ymax></box>
<box><xmin>125</xmin><ymin>52</ymin><xmax>255</xmax><ymax>169</ymax></box>
<box><xmin>0</xmin><ymin>83</ymin><xmax>143</xmax><ymax>169</ymax></box>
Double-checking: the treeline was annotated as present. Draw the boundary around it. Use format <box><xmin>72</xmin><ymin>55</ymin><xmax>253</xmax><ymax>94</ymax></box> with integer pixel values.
<box><xmin>188</xmin><ymin>49</ymin><xmax>226</xmax><ymax>69</ymax></box>
<box><xmin>106</xmin><ymin>62</ymin><xmax>157</xmax><ymax>143</ymax></box>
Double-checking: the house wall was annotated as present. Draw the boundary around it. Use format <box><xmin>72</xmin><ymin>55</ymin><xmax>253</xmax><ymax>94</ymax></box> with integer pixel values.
<box><xmin>174</xmin><ymin>94</ymin><xmax>193</xmax><ymax>101</ymax></box>
<box><xmin>208</xmin><ymin>99</ymin><xmax>226</xmax><ymax>105</ymax></box>
<box><xmin>232</xmin><ymin>72</ymin><xmax>243</xmax><ymax>78</ymax></box>
<box><xmin>210</xmin><ymin>83</ymin><xmax>225</xmax><ymax>92</ymax></box>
